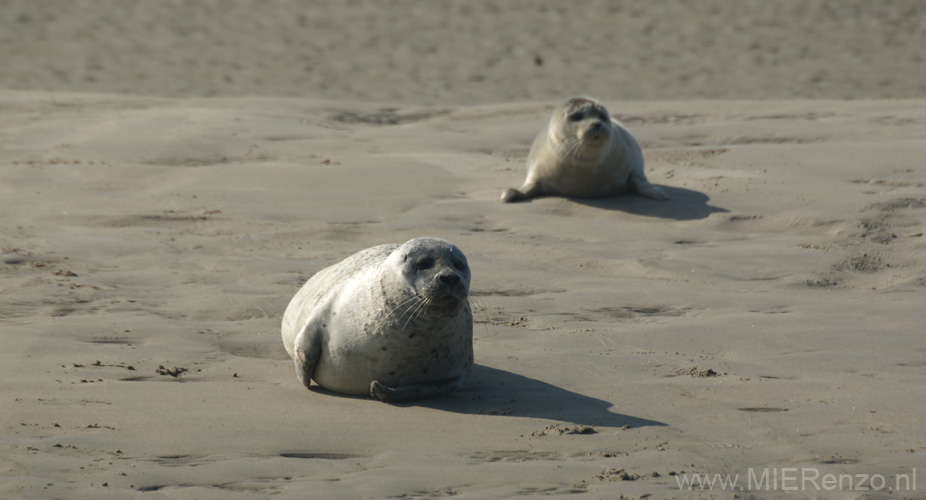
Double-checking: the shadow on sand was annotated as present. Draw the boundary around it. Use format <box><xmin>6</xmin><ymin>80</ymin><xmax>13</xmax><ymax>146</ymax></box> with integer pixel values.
<box><xmin>570</xmin><ymin>185</ymin><xmax>728</xmax><ymax>221</ymax></box>
<box><xmin>399</xmin><ymin>364</ymin><xmax>666</xmax><ymax>430</ymax></box>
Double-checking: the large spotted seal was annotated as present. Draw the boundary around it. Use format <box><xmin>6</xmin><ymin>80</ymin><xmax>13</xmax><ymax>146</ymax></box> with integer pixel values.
<box><xmin>501</xmin><ymin>97</ymin><xmax>667</xmax><ymax>202</ymax></box>
<box><xmin>281</xmin><ymin>237</ymin><xmax>473</xmax><ymax>402</ymax></box>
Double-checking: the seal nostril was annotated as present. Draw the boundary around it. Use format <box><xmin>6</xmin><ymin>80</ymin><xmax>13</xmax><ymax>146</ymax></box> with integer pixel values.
<box><xmin>439</xmin><ymin>273</ymin><xmax>460</xmax><ymax>286</ymax></box>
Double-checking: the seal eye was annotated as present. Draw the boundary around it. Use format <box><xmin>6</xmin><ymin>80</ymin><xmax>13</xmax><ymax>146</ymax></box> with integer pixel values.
<box><xmin>415</xmin><ymin>258</ymin><xmax>435</xmax><ymax>271</ymax></box>
<box><xmin>451</xmin><ymin>258</ymin><xmax>466</xmax><ymax>272</ymax></box>
<box><xmin>568</xmin><ymin>111</ymin><xmax>584</xmax><ymax>122</ymax></box>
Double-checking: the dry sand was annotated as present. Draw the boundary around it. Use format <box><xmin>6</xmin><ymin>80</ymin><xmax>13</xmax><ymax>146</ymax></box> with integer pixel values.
<box><xmin>3</xmin><ymin>0</ymin><xmax>926</xmax><ymax>103</ymax></box>
<box><xmin>2</xmin><ymin>2</ymin><xmax>925</xmax><ymax>500</ymax></box>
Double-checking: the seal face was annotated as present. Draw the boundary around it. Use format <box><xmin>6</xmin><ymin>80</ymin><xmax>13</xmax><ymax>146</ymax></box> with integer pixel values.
<box><xmin>500</xmin><ymin>96</ymin><xmax>668</xmax><ymax>202</ymax></box>
<box><xmin>281</xmin><ymin>237</ymin><xmax>474</xmax><ymax>402</ymax></box>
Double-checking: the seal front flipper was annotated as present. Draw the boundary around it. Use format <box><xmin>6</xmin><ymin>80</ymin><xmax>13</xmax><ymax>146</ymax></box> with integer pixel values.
<box><xmin>369</xmin><ymin>375</ymin><xmax>466</xmax><ymax>403</ymax></box>
<box><xmin>500</xmin><ymin>179</ymin><xmax>544</xmax><ymax>203</ymax></box>
<box><xmin>500</xmin><ymin>187</ymin><xmax>526</xmax><ymax>203</ymax></box>
<box><xmin>293</xmin><ymin>319</ymin><xmax>323</xmax><ymax>390</ymax></box>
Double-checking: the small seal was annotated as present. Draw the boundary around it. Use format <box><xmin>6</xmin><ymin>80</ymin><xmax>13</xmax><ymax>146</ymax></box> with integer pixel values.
<box><xmin>281</xmin><ymin>237</ymin><xmax>473</xmax><ymax>402</ymax></box>
<box><xmin>501</xmin><ymin>97</ymin><xmax>667</xmax><ymax>202</ymax></box>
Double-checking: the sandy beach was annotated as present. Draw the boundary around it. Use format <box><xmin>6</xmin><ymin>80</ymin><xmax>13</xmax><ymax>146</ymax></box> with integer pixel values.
<box><xmin>2</xmin><ymin>2</ymin><xmax>924</xmax><ymax>499</ymax></box>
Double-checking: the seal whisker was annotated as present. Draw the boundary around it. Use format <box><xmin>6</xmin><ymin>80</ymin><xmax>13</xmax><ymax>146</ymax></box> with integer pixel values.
<box><xmin>574</xmin><ymin>138</ymin><xmax>587</xmax><ymax>162</ymax></box>
<box><xmin>372</xmin><ymin>295</ymin><xmax>414</xmax><ymax>330</ymax></box>
<box><xmin>573</xmin><ymin>135</ymin><xmax>589</xmax><ymax>162</ymax></box>
<box><xmin>559</xmin><ymin>138</ymin><xmax>578</xmax><ymax>166</ymax></box>
<box><xmin>380</xmin><ymin>294</ymin><xmax>422</xmax><ymax>330</ymax></box>
<box><xmin>402</xmin><ymin>295</ymin><xmax>431</xmax><ymax>331</ymax></box>
<box><xmin>400</xmin><ymin>297</ymin><xmax>427</xmax><ymax>332</ymax></box>
<box><xmin>390</xmin><ymin>294</ymin><xmax>423</xmax><ymax>320</ymax></box>
<box><xmin>467</xmin><ymin>296</ymin><xmax>490</xmax><ymax>332</ymax></box>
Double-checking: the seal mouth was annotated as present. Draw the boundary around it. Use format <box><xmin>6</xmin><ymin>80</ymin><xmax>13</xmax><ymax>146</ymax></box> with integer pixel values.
<box><xmin>390</xmin><ymin>288</ymin><xmax>465</xmax><ymax>331</ymax></box>
<box><xmin>580</xmin><ymin>121</ymin><xmax>608</xmax><ymax>142</ymax></box>
<box><xmin>412</xmin><ymin>276</ymin><xmax>467</xmax><ymax>310</ymax></box>
<box><xmin>433</xmin><ymin>285</ymin><xmax>467</xmax><ymax>304</ymax></box>
<box><xmin>402</xmin><ymin>290</ymin><xmax>464</xmax><ymax>320</ymax></box>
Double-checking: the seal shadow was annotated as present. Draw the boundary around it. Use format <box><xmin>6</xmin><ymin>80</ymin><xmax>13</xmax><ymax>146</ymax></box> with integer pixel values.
<box><xmin>400</xmin><ymin>364</ymin><xmax>666</xmax><ymax>430</ymax></box>
<box><xmin>571</xmin><ymin>185</ymin><xmax>728</xmax><ymax>221</ymax></box>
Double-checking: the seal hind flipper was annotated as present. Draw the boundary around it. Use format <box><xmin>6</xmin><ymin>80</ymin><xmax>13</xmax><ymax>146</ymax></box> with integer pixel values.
<box><xmin>628</xmin><ymin>171</ymin><xmax>668</xmax><ymax>200</ymax></box>
<box><xmin>293</xmin><ymin>321</ymin><xmax>323</xmax><ymax>390</ymax></box>
<box><xmin>500</xmin><ymin>187</ymin><xmax>527</xmax><ymax>203</ymax></box>
<box><xmin>370</xmin><ymin>375</ymin><xmax>466</xmax><ymax>403</ymax></box>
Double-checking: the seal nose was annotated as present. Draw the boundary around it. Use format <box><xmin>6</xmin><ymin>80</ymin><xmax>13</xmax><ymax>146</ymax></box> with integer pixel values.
<box><xmin>438</xmin><ymin>273</ymin><xmax>461</xmax><ymax>287</ymax></box>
